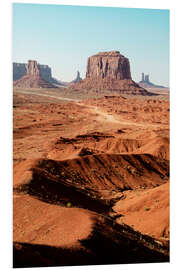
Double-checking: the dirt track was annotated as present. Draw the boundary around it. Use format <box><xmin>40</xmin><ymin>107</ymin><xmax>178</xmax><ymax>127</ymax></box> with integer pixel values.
<box><xmin>15</xmin><ymin>89</ymin><xmax>162</xmax><ymax>129</ymax></box>
<box><xmin>14</xmin><ymin>89</ymin><xmax>80</xmax><ymax>102</ymax></box>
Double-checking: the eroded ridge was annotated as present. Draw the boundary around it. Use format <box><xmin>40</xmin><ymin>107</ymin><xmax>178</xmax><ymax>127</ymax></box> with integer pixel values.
<box><xmin>13</xmin><ymin>88</ymin><xmax>170</xmax><ymax>267</ymax></box>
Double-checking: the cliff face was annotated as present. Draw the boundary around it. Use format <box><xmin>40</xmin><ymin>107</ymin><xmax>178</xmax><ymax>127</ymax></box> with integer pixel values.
<box><xmin>70</xmin><ymin>51</ymin><xmax>151</xmax><ymax>95</ymax></box>
<box><xmin>39</xmin><ymin>65</ymin><xmax>52</xmax><ymax>82</ymax></box>
<box><xmin>13</xmin><ymin>62</ymin><xmax>64</xmax><ymax>86</ymax></box>
<box><xmin>13</xmin><ymin>60</ymin><xmax>56</xmax><ymax>88</ymax></box>
<box><xmin>14</xmin><ymin>62</ymin><xmax>52</xmax><ymax>81</ymax></box>
<box><xmin>13</xmin><ymin>63</ymin><xmax>27</xmax><ymax>81</ymax></box>
<box><xmin>26</xmin><ymin>60</ymin><xmax>40</xmax><ymax>76</ymax></box>
<box><xmin>86</xmin><ymin>51</ymin><xmax>131</xmax><ymax>80</ymax></box>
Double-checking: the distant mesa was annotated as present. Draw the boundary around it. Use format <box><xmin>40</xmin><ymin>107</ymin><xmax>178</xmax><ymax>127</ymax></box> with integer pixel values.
<box><xmin>13</xmin><ymin>60</ymin><xmax>57</xmax><ymax>88</ymax></box>
<box><xmin>70</xmin><ymin>51</ymin><xmax>153</xmax><ymax>95</ymax></box>
<box><xmin>138</xmin><ymin>73</ymin><xmax>166</xmax><ymax>89</ymax></box>
<box><xmin>13</xmin><ymin>60</ymin><xmax>65</xmax><ymax>88</ymax></box>
<box><xmin>13</xmin><ymin>61</ymin><xmax>82</xmax><ymax>88</ymax></box>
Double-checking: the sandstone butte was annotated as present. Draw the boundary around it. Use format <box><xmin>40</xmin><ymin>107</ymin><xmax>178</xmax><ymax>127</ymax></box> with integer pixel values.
<box><xmin>70</xmin><ymin>51</ymin><xmax>151</xmax><ymax>95</ymax></box>
<box><xmin>13</xmin><ymin>60</ymin><xmax>56</xmax><ymax>88</ymax></box>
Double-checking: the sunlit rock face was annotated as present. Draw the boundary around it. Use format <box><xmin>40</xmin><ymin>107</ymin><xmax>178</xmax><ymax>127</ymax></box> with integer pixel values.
<box><xmin>86</xmin><ymin>51</ymin><xmax>131</xmax><ymax>80</ymax></box>
<box><xmin>70</xmin><ymin>51</ymin><xmax>151</xmax><ymax>95</ymax></box>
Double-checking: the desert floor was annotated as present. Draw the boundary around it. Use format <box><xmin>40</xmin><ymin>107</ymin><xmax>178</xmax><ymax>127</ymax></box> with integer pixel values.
<box><xmin>13</xmin><ymin>87</ymin><xmax>170</xmax><ymax>267</ymax></box>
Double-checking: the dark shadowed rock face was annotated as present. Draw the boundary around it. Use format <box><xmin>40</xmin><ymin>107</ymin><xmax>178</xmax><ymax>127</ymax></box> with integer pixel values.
<box><xmin>70</xmin><ymin>51</ymin><xmax>152</xmax><ymax>95</ymax></box>
<box><xmin>76</xmin><ymin>71</ymin><xmax>82</xmax><ymax>81</ymax></box>
<box><xmin>13</xmin><ymin>63</ymin><xmax>27</xmax><ymax>81</ymax></box>
<box><xmin>86</xmin><ymin>51</ymin><xmax>131</xmax><ymax>80</ymax></box>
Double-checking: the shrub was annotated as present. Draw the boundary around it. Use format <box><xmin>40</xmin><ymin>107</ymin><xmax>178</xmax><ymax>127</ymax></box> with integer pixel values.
<box><xmin>66</xmin><ymin>202</ymin><xmax>72</xmax><ymax>208</ymax></box>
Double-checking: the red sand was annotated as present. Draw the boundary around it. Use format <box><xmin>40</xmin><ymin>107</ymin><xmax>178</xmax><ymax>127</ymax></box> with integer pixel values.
<box><xmin>113</xmin><ymin>182</ymin><xmax>169</xmax><ymax>240</ymax></box>
<box><xmin>13</xmin><ymin>88</ymin><xmax>170</xmax><ymax>266</ymax></box>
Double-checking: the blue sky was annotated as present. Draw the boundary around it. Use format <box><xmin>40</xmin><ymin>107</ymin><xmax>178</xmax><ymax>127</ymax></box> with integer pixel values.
<box><xmin>13</xmin><ymin>3</ymin><xmax>169</xmax><ymax>86</ymax></box>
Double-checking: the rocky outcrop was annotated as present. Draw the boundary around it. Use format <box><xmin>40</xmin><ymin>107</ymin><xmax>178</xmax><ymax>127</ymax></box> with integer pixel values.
<box><xmin>69</xmin><ymin>71</ymin><xmax>82</xmax><ymax>86</ymax></box>
<box><xmin>13</xmin><ymin>62</ymin><xmax>64</xmax><ymax>86</ymax></box>
<box><xmin>13</xmin><ymin>60</ymin><xmax>56</xmax><ymax>88</ymax></box>
<box><xmin>26</xmin><ymin>60</ymin><xmax>40</xmax><ymax>76</ymax></box>
<box><xmin>139</xmin><ymin>73</ymin><xmax>166</xmax><ymax>89</ymax></box>
<box><xmin>13</xmin><ymin>63</ymin><xmax>27</xmax><ymax>81</ymax></box>
<box><xmin>39</xmin><ymin>65</ymin><xmax>52</xmax><ymax>82</ymax></box>
<box><xmin>86</xmin><ymin>51</ymin><xmax>131</xmax><ymax>80</ymax></box>
<box><xmin>70</xmin><ymin>51</ymin><xmax>152</xmax><ymax>95</ymax></box>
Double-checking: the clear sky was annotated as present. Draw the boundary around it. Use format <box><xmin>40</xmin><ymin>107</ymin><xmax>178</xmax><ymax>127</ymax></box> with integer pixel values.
<box><xmin>13</xmin><ymin>3</ymin><xmax>169</xmax><ymax>86</ymax></box>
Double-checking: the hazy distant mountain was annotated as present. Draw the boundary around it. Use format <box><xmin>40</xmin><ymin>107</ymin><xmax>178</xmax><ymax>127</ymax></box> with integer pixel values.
<box><xmin>138</xmin><ymin>73</ymin><xmax>166</xmax><ymax>88</ymax></box>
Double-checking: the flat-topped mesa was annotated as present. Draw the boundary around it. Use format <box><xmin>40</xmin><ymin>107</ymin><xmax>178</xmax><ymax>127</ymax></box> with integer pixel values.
<box><xmin>86</xmin><ymin>51</ymin><xmax>131</xmax><ymax>80</ymax></box>
<box><xmin>70</xmin><ymin>51</ymin><xmax>154</xmax><ymax>95</ymax></box>
<box><xmin>13</xmin><ymin>60</ymin><xmax>56</xmax><ymax>88</ymax></box>
<box><xmin>26</xmin><ymin>60</ymin><xmax>40</xmax><ymax>76</ymax></box>
<box><xmin>97</xmin><ymin>51</ymin><xmax>120</xmax><ymax>56</ymax></box>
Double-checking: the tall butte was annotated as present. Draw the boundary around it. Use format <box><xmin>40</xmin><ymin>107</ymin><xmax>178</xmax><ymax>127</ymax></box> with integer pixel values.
<box><xmin>13</xmin><ymin>60</ymin><xmax>55</xmax><ymax>88</ymax></box>
<box><xmin>71</xmin><ymin>51</ymin><xmax>152</xmax><ymax>95</ymax></box>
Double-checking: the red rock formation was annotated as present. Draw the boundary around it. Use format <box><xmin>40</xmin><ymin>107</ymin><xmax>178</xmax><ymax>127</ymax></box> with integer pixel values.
<box><xmin>69</xmin><ymin>71</ymin><xmax>82</xmax><ymax>86</ymax></box>
<box><xmin>13</xmin><ymin>60</ymin><xmax>56</xmax><ymax>88</ymax></box>
<box><xmin>26</xmin><ymin>60</ymin><xmax>40</xmax><ymax>76</ymax></box>
<box><xmin>71</xmin><ymin>51</ymin><xmax>152</xmax><ymax>95</ymax></box>
<box><xmin>86</xmin><ymin>51</ymin><xmax>131</xmax><ymax>80</ymax></box>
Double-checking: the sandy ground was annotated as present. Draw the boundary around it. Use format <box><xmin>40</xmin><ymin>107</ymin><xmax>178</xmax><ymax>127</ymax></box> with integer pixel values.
<box><xmin>13</xmin><ymin>87</ymin><xmax>170</xmax><ymax>267</ymax></box>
